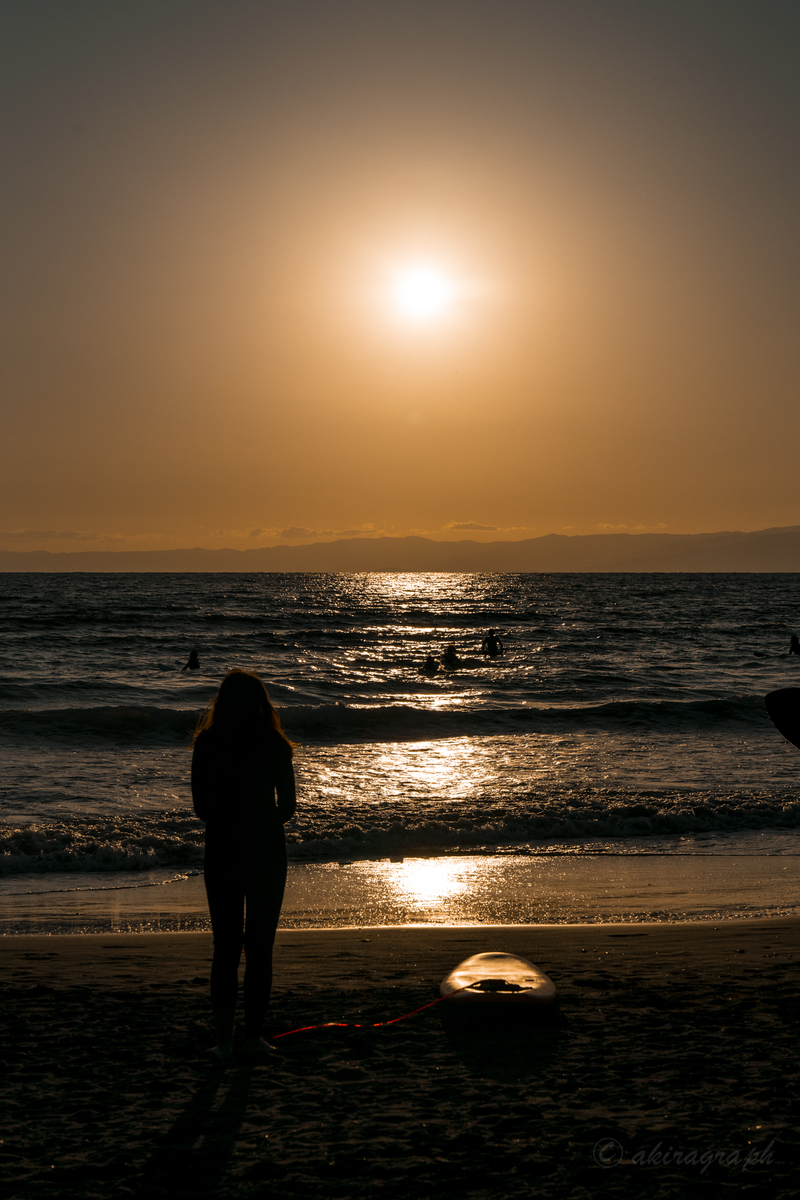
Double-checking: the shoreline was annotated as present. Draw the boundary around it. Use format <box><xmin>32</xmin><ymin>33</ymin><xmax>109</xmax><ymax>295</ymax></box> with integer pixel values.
<box><xmin>3</xmin><ymin>850</ymin><xmax>798</xmax><ymax>935</ymax></box>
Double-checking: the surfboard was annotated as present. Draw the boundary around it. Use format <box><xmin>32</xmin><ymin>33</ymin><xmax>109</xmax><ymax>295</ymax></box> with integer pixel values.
<box><xmin>766</xmin><ymin>687</ymin><xmax>800</xmax><ymax>751</ymax></box>
<box><xmin>440</xmin><ymin>951</ymin><xmax>557</xmax><ymax>1006</ymax></box>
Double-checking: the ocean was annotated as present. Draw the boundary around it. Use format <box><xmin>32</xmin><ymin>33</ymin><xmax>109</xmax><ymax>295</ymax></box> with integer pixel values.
<box><xmin>1</xmin><ymin>571</ymin><xmax>799</xmax><ymax>930</ymax></box>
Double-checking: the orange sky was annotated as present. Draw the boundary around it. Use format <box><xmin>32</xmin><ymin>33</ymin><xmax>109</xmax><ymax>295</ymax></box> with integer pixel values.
<box><xmin>2</xmin><ymin>1</ymin><xmax>799</xmax><ymax>552</ymax></box>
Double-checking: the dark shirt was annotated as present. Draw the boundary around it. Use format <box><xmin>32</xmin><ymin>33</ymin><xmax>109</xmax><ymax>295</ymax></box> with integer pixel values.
<box><xmin>191</xmin><ymin>728</ymin><xmax>296</xmax><ymax>857</ymax></box>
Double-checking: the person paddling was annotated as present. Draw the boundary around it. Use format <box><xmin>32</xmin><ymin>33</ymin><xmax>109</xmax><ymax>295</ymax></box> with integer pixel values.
<box><xmin>181</xmin><ymin>647</ymin><xmax>200</xmax><ymax>671</ymax></box>
<box><xmin>481</xmin><ymin>629</ymin><xmax>504</xmax><ymax>659</ymax></box>
<box><xmin>191</xmin><ymin>670</ymin><xmax>297</xmax><ymax>1059</ymax></box>
<box><xmin>442</xmin><ymin>644</ymin><xmax>460</xmax><ymax>669</ymax></box>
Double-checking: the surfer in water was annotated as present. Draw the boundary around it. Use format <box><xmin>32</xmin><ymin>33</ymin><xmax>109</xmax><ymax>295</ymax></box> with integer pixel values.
<box><xmin>790</xmin><ymin>635</ymin><xmax>800</xmax><ymax>656</ymax></box>
<box><xmin>182</xmin><ymin>647</ymin><xmax>200</xmax><ymax>671</ymax></box>
<box><xmin>420</xmin><ymin>654</ymin><xmax>440</xmax><ymax>676</ymax></box>
<box><xmin>191</xmin><ymin>670</ymin><xmax>297</xmax><ymax>1059</ymax></box>
<box><xmin>481</xmin><ymin>629</ymin><xmax>504</xmax><ymax>659</ymax></box>
<box><xmin>441</xmin><ymin>644</ymin><xmax>460</xmax><ymax>669</ymax></box>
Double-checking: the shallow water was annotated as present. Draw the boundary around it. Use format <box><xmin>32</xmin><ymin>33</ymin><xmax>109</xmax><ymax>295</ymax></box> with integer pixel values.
<box><xmin>2</xmin><ymin>572</ymin><xmax>800</xmax><ymax>926</ymax></box>
<box><xmin>2</xmin><ymin>847</ymin><xmax>798</xmax><ymax>934</ymax></box>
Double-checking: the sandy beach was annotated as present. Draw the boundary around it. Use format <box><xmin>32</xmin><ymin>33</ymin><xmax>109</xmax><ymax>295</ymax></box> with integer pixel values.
<box><xmin>3</xmin><ymin>919</ymin><xmax>799</xmax><ymax>1198</ymax></box>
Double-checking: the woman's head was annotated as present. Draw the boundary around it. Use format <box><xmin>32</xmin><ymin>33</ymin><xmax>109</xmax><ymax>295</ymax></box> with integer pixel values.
<box><xmin>194</xmin><ymin>669</ymin><xmax>295</xmax><ymax>752</ymax></box>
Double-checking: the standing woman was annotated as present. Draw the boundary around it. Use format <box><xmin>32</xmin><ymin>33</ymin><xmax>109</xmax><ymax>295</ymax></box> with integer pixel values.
<box><xmin>192</xmin><ymin>670</ymin><xmax>297</xmax><ymax>1058</ymax></box>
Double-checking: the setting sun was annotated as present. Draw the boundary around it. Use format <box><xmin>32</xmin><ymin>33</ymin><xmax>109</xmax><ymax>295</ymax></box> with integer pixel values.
<box><xmin>393</xmin><ymin>265</ymin><xmax>455</xmax><ymax>321</ymax></box>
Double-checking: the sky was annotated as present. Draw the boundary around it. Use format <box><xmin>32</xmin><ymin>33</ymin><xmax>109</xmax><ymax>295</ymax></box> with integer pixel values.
<box><xmin>2</xmin><ymin>0</ymin><xmax>799</xmax><ymax>552</ymax></box>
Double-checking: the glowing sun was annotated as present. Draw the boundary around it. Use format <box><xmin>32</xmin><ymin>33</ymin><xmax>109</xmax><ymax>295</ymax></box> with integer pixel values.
<box><xmin>393</xmin><ymin>265</ymin><xmax>455</xmax><ymax>321</ymax></box>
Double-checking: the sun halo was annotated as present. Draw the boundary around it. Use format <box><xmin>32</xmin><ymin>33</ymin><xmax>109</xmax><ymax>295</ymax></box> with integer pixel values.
<box><xmin>393</xmin><ymin>265</ymin><xmax>455</xmax><ymax>322</ymax></box>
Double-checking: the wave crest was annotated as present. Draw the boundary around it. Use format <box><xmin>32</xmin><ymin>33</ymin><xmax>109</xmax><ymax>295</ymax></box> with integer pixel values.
<box><xmin>0</xmin><ymin>693</ymin><xmax>773</xmax><ymax>745</ymax></box>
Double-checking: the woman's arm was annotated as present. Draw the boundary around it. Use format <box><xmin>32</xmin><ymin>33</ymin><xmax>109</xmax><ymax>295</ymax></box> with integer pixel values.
<box><xmin>191</xmin><ymin>737</ymin><xmax>220</xmax><ymax>823</ymax></box>
<box><xmin>275</xmin><ymin>757</ymin><xmax>297</xmax><ymax>823</ymax></box>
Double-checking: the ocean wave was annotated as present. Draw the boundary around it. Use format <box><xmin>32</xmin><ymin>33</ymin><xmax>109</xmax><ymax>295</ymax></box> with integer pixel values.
<box><xmin>0</xmin><ymin>693</ymin><xmax>774</xmax><ymax>745</ymax></box>
<box><xmin>284</xmin><ymin>789</ymin><xmax>800</xmax><ymax>861</ymax></box>
<box><xmin>0</xmin><ymin>813</ymin><xmax>205</xmax><ymax>876</ymax></box>
<box><xmin>2</xmin><ymin>788</ymin><xmax>798</xmax><ymax>875</ymax></box>
<box><xmin>0</xmin><ymin>705</ymin><xmax>199</xmax><ymax>742</ymax></box>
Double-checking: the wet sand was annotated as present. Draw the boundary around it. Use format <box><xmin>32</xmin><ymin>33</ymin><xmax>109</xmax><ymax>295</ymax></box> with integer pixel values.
<box><xmin>4</xmin><ymin>851</ymin><xmax>799</xmax><ymax>934</ymax></box>
<box><xmin>2</xmin><ymin>920</ymin><xmax>800</xmax><ymax>1198</ymax></box>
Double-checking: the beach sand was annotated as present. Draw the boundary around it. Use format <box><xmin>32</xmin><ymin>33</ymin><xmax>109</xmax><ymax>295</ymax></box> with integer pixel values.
<box><xmin>2</xmin><ymin>920</ymin><xmax>799</xmax><ymax>1198</ymax></box>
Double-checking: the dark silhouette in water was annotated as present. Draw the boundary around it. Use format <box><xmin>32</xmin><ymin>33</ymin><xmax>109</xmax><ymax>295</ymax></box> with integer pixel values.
<box><xmin>442</xmin><ymin>644</ymin><xmax>460</xmax><ymax>669</ymax></box>
<box><xmin>765</xmin><ymin>688</ymin><xmax>800</xmax><ymax>751</ymax></box>
<box><xmin>790</xmin><ymin>635</ymin><xmax>800</xmax><ymax>656</ymax></box>
<box><xmin>481</xmin><ymin>629</ymin><xmax>504</xmax><ymax>659</ymax></box>
<box><xmin>420</xmin><ymin>654</ymin><xmax>440</xmax><ymax>676</ymax></box>
<box><xmin>191</xmin><ymin>669</ymin><xmax>297</xmax><ymax>1059</ymax></box>
<box><xmin>182</xmin><ymin>647</ymin><xmax>200</xmax><ymax>671</ymax></box>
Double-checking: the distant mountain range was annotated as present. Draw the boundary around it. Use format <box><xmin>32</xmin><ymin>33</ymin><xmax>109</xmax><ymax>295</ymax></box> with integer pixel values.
<box><xmin>3</xmin><ymin>526</ymin><xmax>800</xmax><ymax>572</ymax></box>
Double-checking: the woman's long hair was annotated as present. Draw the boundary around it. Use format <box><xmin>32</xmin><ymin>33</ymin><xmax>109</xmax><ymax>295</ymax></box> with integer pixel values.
<box><xmin>193</xmin><ymin>669</ymin><xmax>296</xmax><ymax>754</ymax></box>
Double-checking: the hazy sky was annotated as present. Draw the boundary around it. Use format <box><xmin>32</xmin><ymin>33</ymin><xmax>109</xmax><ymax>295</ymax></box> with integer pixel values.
<box><xmin>2</xmin><ymin>1</ymin><xmax>799</xmax><ymax>551</ymax></box>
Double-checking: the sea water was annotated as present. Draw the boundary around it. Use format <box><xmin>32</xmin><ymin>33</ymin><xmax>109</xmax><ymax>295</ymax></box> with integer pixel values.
<box><xmin>1</xmin><ymin>571</ymin><xmax>799</xmax><ymax>930</ymax></box>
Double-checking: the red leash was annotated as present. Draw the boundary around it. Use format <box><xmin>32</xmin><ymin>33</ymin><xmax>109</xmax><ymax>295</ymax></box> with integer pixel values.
<box><xmin>272</xmin><ymin>989</ymin><xmax>465</xmax><ymax>1041</ymax></box>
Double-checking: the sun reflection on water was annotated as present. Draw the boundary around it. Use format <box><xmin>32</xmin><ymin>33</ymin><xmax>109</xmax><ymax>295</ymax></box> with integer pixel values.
<box><xmin>362</xmin><ymin>737</ymin><xmax>498</xmax><ymax>802</ymax></box>
<box><xmin>376</xmin><ymin>857</ymin><xmax>481</xmax><ymax>914</ymax></box>
<box><xmin>357</xmin><ymin>572</ymin><xmax>475</xmax><ymax>605</ymax></box>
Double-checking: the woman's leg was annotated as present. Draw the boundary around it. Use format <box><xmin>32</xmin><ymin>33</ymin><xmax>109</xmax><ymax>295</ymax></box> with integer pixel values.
<box><xmin>204</xmin><ymin>860</ymin><xmax>245</xmax><ymax>1051</ymax></box>
<box><xmin>242</xmin><ymin>841</ymin><xmax>288</xmax><ymax>1040</ymax></box>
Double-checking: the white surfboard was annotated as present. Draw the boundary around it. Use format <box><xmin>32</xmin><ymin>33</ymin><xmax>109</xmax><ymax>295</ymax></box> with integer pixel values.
<box><xmin>440</xmin><ymin>951</ymin><xmax>557</xmax><ymax>1006</ymax></box>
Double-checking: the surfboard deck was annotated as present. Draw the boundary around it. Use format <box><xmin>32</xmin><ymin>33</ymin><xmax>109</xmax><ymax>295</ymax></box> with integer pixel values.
<box><xmin>440</xmin><ymin>951</ymin><xmax>557</xmax><ymax>1005</ymax></box>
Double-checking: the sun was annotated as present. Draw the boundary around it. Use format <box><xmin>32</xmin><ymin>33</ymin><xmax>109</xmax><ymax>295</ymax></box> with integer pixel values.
<box><xmin>393</xmin><ymin>265</ymin><xmax>455</xmax><ymax>321</ymax></box>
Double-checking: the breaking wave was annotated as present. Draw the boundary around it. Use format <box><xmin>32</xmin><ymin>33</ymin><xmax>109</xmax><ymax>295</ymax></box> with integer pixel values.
<box><xmin>2</xmin><ymin>788</ymin><xmax>799</xmax><ymax>877</ymax></box>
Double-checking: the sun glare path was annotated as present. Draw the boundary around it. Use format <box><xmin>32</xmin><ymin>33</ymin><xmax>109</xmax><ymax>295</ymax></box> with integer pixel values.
<box><xmin>381</xmin><ymin>857</ymin><xmax>479</xmax><ymax>911</ymax></box>
<box><xmin>393</xmin><ymin>265</ymin><xmax>455</xmax><ymax>320</ymax></box>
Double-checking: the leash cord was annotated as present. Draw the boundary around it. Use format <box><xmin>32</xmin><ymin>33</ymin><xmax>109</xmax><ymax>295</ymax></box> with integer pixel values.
<box><xmin>272</xmin><ymin>988</ymin><xmax>465</xmax><ymax>1040</ymax></box>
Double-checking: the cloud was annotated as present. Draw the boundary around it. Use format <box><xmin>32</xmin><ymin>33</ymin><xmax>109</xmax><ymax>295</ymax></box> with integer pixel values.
<box><xmin>446</xmin><ymin>521</ymin><xmax>499</xmax><ymax>532</ymax></box>
<box><xmin>598</xmin><ymin>522</ymin><xmax>668</xmax><ymax>533</ymax></box>
<box><xmin>0</xmin><ymin>529</ymin><xmax>125</xmax><ymax>543</ymax></box>
<box><xmin>319</xmin><ymin>524</ymin><xmax>379</xmax><ymax>537</ymax></box>
<box><xmin>255</xmin><ymin>525</ymin><xmax>384</xmax><ymax>541</ymax></box>
<box><xmin>279</xmin><ymin>526</ymin><xmax>318</xmax><ymax>539</ymax></box>
<box><xmin>210</xmin><ymin>527</ymin><xmax>279</xmax><ymax>539</ymax></box>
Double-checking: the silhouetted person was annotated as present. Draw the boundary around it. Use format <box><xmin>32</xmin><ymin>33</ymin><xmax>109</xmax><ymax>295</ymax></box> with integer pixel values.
<box><xmin>442</xmin><ymin>644</ymin><xmax>460</xmax><ymax>669</ymax></box>
<box><xmin>481</xmin><ymin>629</ymin><xmax>504</xmax><ymax>659</ymax></box>
<box><xmin>420</xmin><ymin>655</ymin><xmax>440</xmax><ymax>676</ymax></box>
<box><xmin>790</xmin><ymin>636</ymin><xmax>800</xmax><ymax>656</ymax></box>
<box><xmin>191</xmin><ymin>670</ymin><xmax>297</xmax><ymax>1059</ymax></box>
<box><xmin>182</xmin><ymin>647</ymin><xmax>200</xmax><ymax>671</ymax></box>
